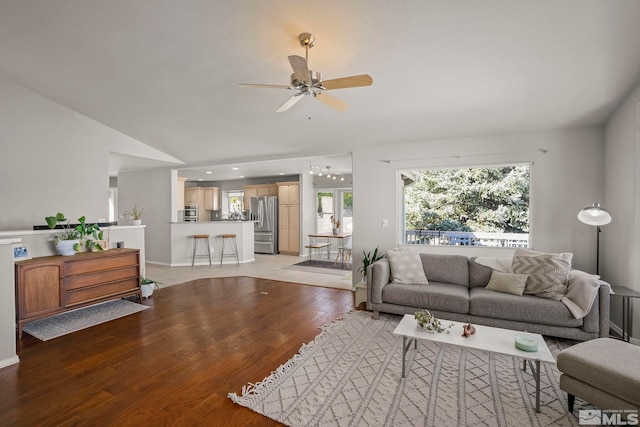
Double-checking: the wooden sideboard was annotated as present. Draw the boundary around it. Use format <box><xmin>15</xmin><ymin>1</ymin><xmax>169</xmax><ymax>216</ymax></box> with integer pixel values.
<box><xmin>15</xmin><ymin>248</ymin><xmax>141</xmax><ymax>338</ymax></box>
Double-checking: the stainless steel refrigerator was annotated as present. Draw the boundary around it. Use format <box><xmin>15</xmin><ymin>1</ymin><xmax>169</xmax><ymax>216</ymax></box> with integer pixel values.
<box><xmin>250</xmin><ymin>196</ymin><xmax>278</xmax><ymax>254</ymax></box>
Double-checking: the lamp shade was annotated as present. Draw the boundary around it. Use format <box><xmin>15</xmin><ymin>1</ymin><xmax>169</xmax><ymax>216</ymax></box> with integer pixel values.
<box><xmin>577</xmin><ymin>203</ymin><xmax>612</xmax><ymax>226</ymax></box>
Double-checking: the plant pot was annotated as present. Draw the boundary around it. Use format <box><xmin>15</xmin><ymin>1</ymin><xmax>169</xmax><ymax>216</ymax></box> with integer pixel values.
<box><xmin>55</xmin><ymin>239</ymin><xmax>79</xmax><ymax>256</ymax></box>
<box><xmin>132</xmin><ymin>219</ymin><xmax>142</xmax><ymax>226</ymax></box>
<box><xmin>332</xmin><ymin>228</ymin><xmax>339</xmax><ymax>235</ymax></box>
<box><xmin>141</xmin><ymin>283</ymin><xmax>155</xmax><ymax>298</ymax></box>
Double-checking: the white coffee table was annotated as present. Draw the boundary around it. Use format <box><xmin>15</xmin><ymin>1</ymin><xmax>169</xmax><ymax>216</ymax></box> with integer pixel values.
<box><xmin>392</xmin><ymin>314</ymin><xmax>556</xmax><ymax>413</ymax></box>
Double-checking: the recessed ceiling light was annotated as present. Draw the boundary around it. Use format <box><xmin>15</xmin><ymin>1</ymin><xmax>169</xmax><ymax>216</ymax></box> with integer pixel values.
<box><xmin>197</xmin><ymin>179</ymin><xmax>203</xmax><ymax>181</ymax></box>
<box><xmin>232</xmin><ymin>167</ymin><xmax>239</xmax><ymax>171</ymax></box>
<box><xmin>239</xmin><ymin>175</ymin><xmax>245</xmax><ymax>178</ymax></box>
<box><xmin>279</xmin><ymin>172</ymin><xmax>285</xmax><ymax>175</ymax></box>
<box><xmin>205</xmin><ymin>171</ymin><xmax>212</xmax><ymax>174</ymax></box>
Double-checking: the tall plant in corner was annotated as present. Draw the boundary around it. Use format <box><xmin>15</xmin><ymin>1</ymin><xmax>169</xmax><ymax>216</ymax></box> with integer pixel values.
<box><xmin>358</xmin><ymin>246</ymin><xmax>384</xmax><ymax>284</ymax></box>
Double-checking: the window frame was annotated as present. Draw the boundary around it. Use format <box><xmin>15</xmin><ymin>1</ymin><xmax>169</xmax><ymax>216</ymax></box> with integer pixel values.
<box><xmin>398</xmin><ymin>161</ymin><xmax>533</xmax><ymax>249</ymax></box>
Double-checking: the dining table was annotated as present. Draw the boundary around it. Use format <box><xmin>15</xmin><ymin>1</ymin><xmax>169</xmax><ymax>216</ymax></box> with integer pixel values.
<box><xmin>307</xmin><ymin>232</ymin><xmax>352</xmax><ymax>265</ymax></box>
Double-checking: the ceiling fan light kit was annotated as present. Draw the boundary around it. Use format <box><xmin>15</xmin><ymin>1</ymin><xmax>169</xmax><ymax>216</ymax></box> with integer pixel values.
<box><xmin>240</xmin><ymin>32</ymin><xmax>373</xmax><ymax>112</ymax></box>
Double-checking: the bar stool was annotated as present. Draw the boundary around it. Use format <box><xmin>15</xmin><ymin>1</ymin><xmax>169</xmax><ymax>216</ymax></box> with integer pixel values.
<box><xmin>219</xmin><ymin>233</ymin><xmax>239</xmax><ymax>267</ymax></box>
<box><xmin>191</xmin><ymin>234</ymin><xmax>212</xmax><ymax>267</ymax></box>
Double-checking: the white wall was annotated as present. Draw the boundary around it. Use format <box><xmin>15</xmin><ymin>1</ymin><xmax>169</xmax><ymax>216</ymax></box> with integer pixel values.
<box><xmin>0</xmin><ymin>78</ymin><xmax>109</xmax><ymax>229</ymax></box>
<box><xmin>603</xmin><ymin>79</ymin><xmax>640</xmax><ymax>338</ymax></box>
<box><xmin>300</xmin><ymin>173</ymin><xmax>315</xmax><ymax>257</ymax></box>
<box><xmin>0</xmin><ymin>240</ymin><xmax>20</xmax><ymax>368</ymax></box>
<box><xmin>118</xmin><ymin>168</ymin><xmax>173</xmax><ymax>264</ymax></box>
<box><xmin>0</xmin><ymin>76</ymin><xmax>182</xmax><ymax>230</ymax></box>
<box><xmin>352</xmin><ymin>127</ymin><xmax>605</xmax><ymax>283</ymax></box>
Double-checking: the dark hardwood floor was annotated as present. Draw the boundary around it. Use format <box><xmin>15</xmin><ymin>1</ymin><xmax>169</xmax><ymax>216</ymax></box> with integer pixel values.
<box><xmin>0</xmin><ymin>277</ymin><xmax>354</xmax><ymax>426</ymax></box>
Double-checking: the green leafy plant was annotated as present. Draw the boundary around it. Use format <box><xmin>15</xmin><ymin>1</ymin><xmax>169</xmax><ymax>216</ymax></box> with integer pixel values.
<box><xmin>124</xmin><ymin>204</ymin><xmax>144</xmax><ymax>220</ymax></box>
<box><xmin>358</xmin><ymin>246</ymin><xmax>384</xmax><ymax>282</ymax></box>
<box><xmin>140</xmin><ymin>276</ymin><xmax>161</xmax><ymax>289</ymax></box>
<box><xmin>415</xmin><ymin>309</ymin><xmax>453</xmax><ymax>333</ymax></box>
<box><xmin>45</xmin><ymin>213</ymin><xmax>80</xmax><ymax>241</ymax></box>
<box><xmin>45</xmin><ymin>213</ymin><xmax>104</xmax><ymax>252</ymax></box>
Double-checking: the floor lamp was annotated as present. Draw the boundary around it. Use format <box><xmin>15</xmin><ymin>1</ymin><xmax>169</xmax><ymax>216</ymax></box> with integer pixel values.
<box><xmin>577</xmin><ymin>203</ymin><xmax>612</xmax><ymax>276</ymax></box>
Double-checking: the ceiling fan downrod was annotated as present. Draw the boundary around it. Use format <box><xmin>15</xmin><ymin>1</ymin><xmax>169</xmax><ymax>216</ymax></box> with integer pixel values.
<box><xmin>299</xmin><ymin>33</ymin><xmax>316</xmax><ymax>64</ymax></box>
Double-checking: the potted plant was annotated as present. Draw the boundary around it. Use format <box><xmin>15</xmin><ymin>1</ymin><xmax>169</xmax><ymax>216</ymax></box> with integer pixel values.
<box><xmin>358</xmin><ymin>246</ymin><xmax>384</xmax><ymax>284</ymax></box>
<box><xmin>125</xmin><ymin>204</ymin><xmax>144</xmax><ymax>225</ymax></box>
<box><xmin>330</xmin><ymin>215</ymin><xmax>341</xmax><ymax>235</ymax></box>
<box><xmin>140</xmin><ymin>276</ymin><xmax>161</xmax><ymax>298</ymax></box>
<box><xmin>45</xmin><ymin>213</ymin><xmax>104</xmax><ymax>256</ymax></box>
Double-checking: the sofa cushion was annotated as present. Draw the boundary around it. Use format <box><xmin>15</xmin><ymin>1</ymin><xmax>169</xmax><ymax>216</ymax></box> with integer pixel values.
<box><xmin>511</xmin><ymin>248</ymin><xmax>572</xmax><ymax>300</ymax></box>
<box><xmin>382</xmin><ymin>282</ymin><xmax>469</xmax><ymax>314</ymax></box>
<box><xmin>486</xmin><ymin>271</ymin><xmax>528</xmax><ymax>296</ymax></box>
<box><xmin>469</xmin><ymin>287</ymin><xmax>583</xmax><ymax>327</ymax></box>
<box><xmin>469</xmin><ymin>257</ymin><xmax>493</xmax><ymax>288</ymax></box>
<box><xmin>387</xmin><ymin>250</ymin><xmax>429</xmax><ymax>284</ymax></box>
<box><xmin>420</xmin><ymin>253</ymin><xmax>469</xmax><ymax>287</ymax></box>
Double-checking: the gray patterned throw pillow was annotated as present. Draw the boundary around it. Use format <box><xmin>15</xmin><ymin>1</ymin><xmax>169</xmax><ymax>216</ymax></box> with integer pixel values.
<box><xmin>386</xmin><ymin>250</ymin><xmax>429</xmax><ymax>285</ymax></box>
<box><xmin>511</xmin><ymin>248</ymin><xmax>572</xmax><ymax>300</ymax></box>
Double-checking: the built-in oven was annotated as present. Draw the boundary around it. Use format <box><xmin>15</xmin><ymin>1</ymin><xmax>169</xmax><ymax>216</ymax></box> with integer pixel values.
<box><xmin>184</xmin><ymin>205</ymin><xmax>198</xmax><ymax>222</ymax></box>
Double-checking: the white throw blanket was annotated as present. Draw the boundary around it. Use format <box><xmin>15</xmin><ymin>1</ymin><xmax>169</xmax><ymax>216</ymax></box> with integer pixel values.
<box><xmin>475</xmin><ymin>257</ymin><xmax>609</xmax><ymax>319</ymax></box>
<box><xmin>562</xmin><ymin>270</ymin><xmax>611</xmax><ymax>319</ymax></box>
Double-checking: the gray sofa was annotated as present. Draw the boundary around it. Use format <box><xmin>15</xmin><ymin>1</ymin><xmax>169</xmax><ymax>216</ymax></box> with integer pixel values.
<box><xmin>367</xmin><ymin>253</ymin><xmax>610</xmax><ymax>341</ymax></box>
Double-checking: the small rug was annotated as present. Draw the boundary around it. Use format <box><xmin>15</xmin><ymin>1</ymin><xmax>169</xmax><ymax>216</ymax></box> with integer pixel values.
<box><xmin>229</xmin><ymin>311</ymin><xmax>585</xmax><ymax>427</ymax></box>
<box><xmin>23</xmin><ymin>299</ymin><xmax>149</xmax><ymax>341</ymax></box>
<box><xmin>283</xmin><ymin>260</ymin><xmax>351</xmax><ymax>276</ymax></box>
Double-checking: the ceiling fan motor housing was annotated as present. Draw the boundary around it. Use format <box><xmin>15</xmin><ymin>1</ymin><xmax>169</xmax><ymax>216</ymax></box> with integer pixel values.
<box><xmin>291</xmin><ymin>71</ymin><xmax>323</xmax><ymax>93</ymax></box>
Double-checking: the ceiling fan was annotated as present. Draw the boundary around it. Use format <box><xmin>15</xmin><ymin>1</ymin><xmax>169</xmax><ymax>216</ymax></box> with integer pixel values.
<box><xmin>239</xmin><ymin>33</ymin><xmax>373</xmax><ymax>112</ymax></box>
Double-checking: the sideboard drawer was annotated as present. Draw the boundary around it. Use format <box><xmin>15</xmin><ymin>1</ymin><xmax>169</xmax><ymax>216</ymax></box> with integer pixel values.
<box><xmin>65</xmin><ymin>278</ymin><xmax>140</xmax><ymax>306</ymax></box>
<box><xmin>64</xmin><ymin>266</ymin><xmax>139</xmax><ymax>291</ymax></box>
<box><xmin>64</xmin><ymin>253</ymin><xmax>139</xmax><ymax>276</ymax></box>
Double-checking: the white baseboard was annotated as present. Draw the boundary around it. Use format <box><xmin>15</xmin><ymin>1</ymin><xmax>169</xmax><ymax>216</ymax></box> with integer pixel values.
<box><xmin>608</xmin><ymin>320</ymin><xmax>640</xmax><ymax>345</ymax></box>
<box><xmin>0</xmin><ymin>355</ymin><xmax>19</xmax><ymax>369</ymax></box>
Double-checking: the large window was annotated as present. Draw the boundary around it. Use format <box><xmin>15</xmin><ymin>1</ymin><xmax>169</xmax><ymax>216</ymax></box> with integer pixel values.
<box><xmin>402</xmin><ymin>164</ymin><xmax>530</xmax><ymax>247</ymax></box>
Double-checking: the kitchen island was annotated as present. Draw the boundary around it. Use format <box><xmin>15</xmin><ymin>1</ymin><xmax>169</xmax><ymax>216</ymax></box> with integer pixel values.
<box><xmin>169</xmin><ymin>221</ymin><xmax>256</xmax><ymax>266</ymax></box>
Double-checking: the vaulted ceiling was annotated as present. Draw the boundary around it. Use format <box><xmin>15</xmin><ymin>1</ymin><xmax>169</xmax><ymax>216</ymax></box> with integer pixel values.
<box><xmin>1</xmin><ymin>1</ymin><xmax>639</xmax><ymax>180</ymax></box>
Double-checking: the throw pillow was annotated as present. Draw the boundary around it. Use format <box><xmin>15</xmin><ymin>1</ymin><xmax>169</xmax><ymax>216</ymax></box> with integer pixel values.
<box><xmin>511</xmin><ymin>248</ymin><xmax>572</xmax><ymax>300</ymax></box>
<box><xmin>486</xmin><ymin>271</ymin><xmax>529</xmax><ymax>296</ymax></box>
<box><xmin>386</xmin><ymin>250</ymin><xmax>429</xmax><ymax>285</ymax></box>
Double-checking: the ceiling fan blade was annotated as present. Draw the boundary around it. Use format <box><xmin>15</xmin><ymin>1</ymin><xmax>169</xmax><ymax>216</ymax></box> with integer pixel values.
<box><xmin>315</xmin><ymin>92</ymin><xmax>349</xmax><ymax>111</ymax></box>
<box><xmin>238</xmin><ymin>84</ymin><xmax>291</xmax><ymax>89</ymax></box>
<box><xmin>322</xmin><ymin>74</ymin><xmax>373</xmax><ymax>90</ymax></box>
<box><xmin>288</xmin><ymin>55</ymin><xmax>310</xmax><ymax>83</ymax></box>
<box><xmin>276</xmin><ymin>93</ymin><xmax>304</xmax><ymax>112</ymax></box>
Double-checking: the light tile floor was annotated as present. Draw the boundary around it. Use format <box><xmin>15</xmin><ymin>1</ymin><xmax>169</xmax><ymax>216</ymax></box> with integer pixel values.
<box><xmin>145</xmin><ymin>253</ymin><xmax>354</xmax><ymax>291</ymax></box>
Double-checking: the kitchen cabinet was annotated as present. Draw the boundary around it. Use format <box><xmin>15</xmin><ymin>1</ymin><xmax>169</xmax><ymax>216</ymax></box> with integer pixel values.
<box><xmin>15</xmin><ymin>248</ymin><xmax>141</xmax><ymax>338</ymax></box>
<box><xmin>277</xmin><ymin>182</ymin><xmax>300</xmax><ymax>255</ymax></box>
<box><xmin>184</xmin><ymin>187</ymin><xmax>220</xmax><ymax>221</ymax></box>
<box><xmin>243</xmin><ymin>187</ymin><xmax>258</xmax><ymax>209</ymax></box>
<box><xmin>203</xmin><ymin>187</ymin><xmax>220</xmax><ymax>210</ymax></box>
<box><xmin>185</xmin><ymin>187</ymin><xmax>199</xmax><ymax>205</ymax></box>
<box><xmin>243</xmin><ymin>184</ymin><xmax>277</xmax><ymax>209</ymax></box>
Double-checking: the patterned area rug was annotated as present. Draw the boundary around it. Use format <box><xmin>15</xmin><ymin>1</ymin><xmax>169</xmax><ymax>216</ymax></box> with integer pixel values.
<box><xmin>23</xmin><ymin>299</ymin><xmax>149</xmax><ymax>341</ymax></box>
<box><xmin>229</xmin><ymin>311</ymin><xmax>586</xmax><ymax>426</ymax></box>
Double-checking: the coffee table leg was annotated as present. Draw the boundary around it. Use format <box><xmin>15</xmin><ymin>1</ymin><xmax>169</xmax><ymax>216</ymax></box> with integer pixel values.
<box><xmin>522</xmin><ymin>359</ymin><xmax>542</xmax><ymax>413</ymax></box>
<box><xmin>534</xmin><ymin>360</ymin><xmax>541</xmax><ymax>413</ymax></box>
<box><xmin>401</xmin><ymin>336</ymin><xmax>416</xmax><ymax>379</ymax></box>
<box><xmin>402</xmin><ymin>336</ymin><xmax>407</xmax><ymax>378</ymax></box>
